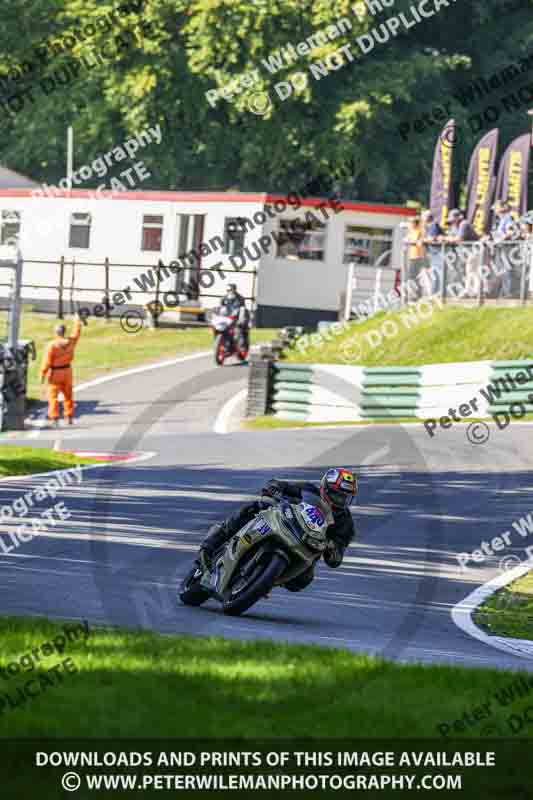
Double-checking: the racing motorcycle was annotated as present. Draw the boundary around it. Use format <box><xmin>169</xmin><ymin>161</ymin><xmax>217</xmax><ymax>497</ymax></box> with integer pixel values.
<box><xmin>211</xmin><ymin>306</ymin><xmax>248</xmax><ymax>366</ymax></box>
<box><xmin>179</xmin><ymin>497</ymin><xmax>333</xmax><ymax>616</ymax></box>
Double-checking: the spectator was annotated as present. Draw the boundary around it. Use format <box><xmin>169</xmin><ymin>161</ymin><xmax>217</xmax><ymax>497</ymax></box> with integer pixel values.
<box><xmin>491</xmin><ymin>201</ymin><xmax>519</xmax><ymax>298</ymax></box>
<box><xmin>446</xmin><ymin>209</ymin><xmax>479</xmax><ymax>243</ymax></box>
<box><xmin>519</xmin><ymin>211</ymin><xmax>533</xmax><ymax>297</ymax></box>
<box><xmin>446</xmin><ymin>209</ymin><xmax>480</xmax><ymax>297</ymax></box>
<box><xmin>406</xmin><ymin>215</ymin><xmax>426</xmax><ymax>300</ymax></box>
<box><xmin>422</xmin><ymin>210</ymin><xmax>444</xmax><ymax>295</ymax></box>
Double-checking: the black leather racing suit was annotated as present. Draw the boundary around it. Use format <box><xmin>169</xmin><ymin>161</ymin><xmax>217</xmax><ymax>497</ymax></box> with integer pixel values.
<box><xmin>201</xmin><ymin>479</ymin><xmax>356</xmax><ymax>591</ymax></box>
<box><xmin>220</xmin><ymin>293</ymin><xmax>249</xmax><ymax>350</ymax></box>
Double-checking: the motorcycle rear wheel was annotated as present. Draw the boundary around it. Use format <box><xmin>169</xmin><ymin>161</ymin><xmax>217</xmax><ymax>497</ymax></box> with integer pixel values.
<box><xmin>179</xmin><ymin>564</ymin><xmax>210</xmax><ymax>606</ymax></box>
<box><xmin>222</xmin><ymin>553</ymin><xmax>287</xmax><ymax>616</ymax></box>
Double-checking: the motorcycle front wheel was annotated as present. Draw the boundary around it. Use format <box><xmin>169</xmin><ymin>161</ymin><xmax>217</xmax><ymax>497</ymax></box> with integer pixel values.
<box><xmin>214</xmin><ymin>333</ymin><xmax>226</xmax><ymax>366</ymax></box>
<box><xmin>222</xmin><ymin>552</ymin><xmax>287</xmax><ymax>616</ymax></box>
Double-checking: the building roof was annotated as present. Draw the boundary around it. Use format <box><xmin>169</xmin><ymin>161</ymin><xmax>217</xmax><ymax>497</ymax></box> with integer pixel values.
<box><xmin>0</xmin><ymin>166</ymin><xmax>38</xmax><ymax>189</ymax></box>
<box><xmin>0</xmin><ymin>188</ymin><xmax>417</xmax><ymax>217</ymax></box>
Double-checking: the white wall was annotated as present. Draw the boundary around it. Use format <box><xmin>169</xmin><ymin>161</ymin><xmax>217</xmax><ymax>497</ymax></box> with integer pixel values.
<box><xmin>0</xmin><ymin>192</ymin><xmax>264</xmax><ymax>309</ymax></box>
<box><xmin>257</xmin><ymin>208</ymin><xmax>409</xmax><ymax>313</ymax></box>
<box><xmin>0</xmin><ymin>191</ymin><xmax>412</xmax><ymax>318</ymax></box>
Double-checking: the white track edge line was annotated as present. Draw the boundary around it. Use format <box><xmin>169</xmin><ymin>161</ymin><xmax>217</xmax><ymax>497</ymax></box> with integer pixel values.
<box><xmin>74</xmin><ymin>350</ymin><xmax>211</xmax><ymax>393</ymax></box>
<box><xmin>451</xmin><ymin>557</ymin><xmax>533</xmax><ymax>661</ymax></box>
<box><xmin>22</xmin><ymin>351</ymin><xmax>210</xmax><ymax>439</ymax></box>
<box><xmin>213</xmin><ymin>388</ymin><xmax>248</xmax><ymax>434</ymax></box>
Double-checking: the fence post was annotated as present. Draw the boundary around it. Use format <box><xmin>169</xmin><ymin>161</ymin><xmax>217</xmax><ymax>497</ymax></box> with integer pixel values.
<box><xmin>524</xmin><ymin>238</ymin><xmax>533</xmax><ymax>303</ymax></box>
<box><xmin>7</xmin><ymin>249</ymin><xmax>22</xmax><ymax>349</ymax></box>
<box><xmin>476</xmin><ymin>243</ymin><xmax>484</xmax><ymax>307</ymax></box>
<box><xmin>249</xmin><ymin>267</ymin><xmax>256</xmax><ymax>315</ymax></box>
<box><xmin>104</xmin><ymin>257</ymin><xmax>110</xmax><ymax>320</ymax></box>
<box><xmin>58</xmin><ymin>256</ymin><xmax>65</xmax><ymax>319</ymax></box>
<box><xmin>344</xmin><ymin>261</ymin><xmax>354</xmax><ymax>321</ymax></box>
<box><xmin>519</xmin><ymin>241</ymin><xmax>528</xmax><ymax>305</ymax></box>
<box><xmin>154</xmin><ymin>263</ymin><xmax>161</xmax><ymax>328</ymax></box>
<box><xmin>440</xmin><ymin>242</ymin><xmax>447</xmax><ymax>304</ymax></box>
<box><xmin>400</xmin><ymin>241</ymin><xmax>407</xmax><ymax>308</ymax></box>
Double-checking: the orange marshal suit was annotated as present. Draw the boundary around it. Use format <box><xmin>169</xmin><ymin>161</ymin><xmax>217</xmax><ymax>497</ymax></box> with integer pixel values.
<box><xmin>40</xmin><ymin>319</ymin><xmax>82</xmax><ymax>420</ymax></box>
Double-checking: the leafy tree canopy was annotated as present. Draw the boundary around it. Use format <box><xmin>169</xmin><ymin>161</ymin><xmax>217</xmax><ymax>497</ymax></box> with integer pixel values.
<box><xmin>0</xmin><ymin>0</ymin><xmax>532</xmax><ymax>203</ymax></box>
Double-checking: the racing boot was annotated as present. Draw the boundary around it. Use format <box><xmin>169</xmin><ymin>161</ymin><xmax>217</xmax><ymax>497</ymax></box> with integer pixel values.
<box><xmin>284</xmin><ymin>565</ymin><xmax>315</xmax><ymax>592</ymax></box>
<box><xmin>199</xmin><ymin>523</ymin><xmax>230</xmax><ymax>571</ymax></box>
<box><xmin>198</xmin><ymin>546</ymin><xmax>213</xmax><ymax>573</ymax></box>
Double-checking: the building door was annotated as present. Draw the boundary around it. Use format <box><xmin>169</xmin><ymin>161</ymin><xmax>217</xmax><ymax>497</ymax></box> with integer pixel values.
<box><xmin>175</xmin><ymin>214</ymin><xmax>205</xmax><ymax>300</ymax></box>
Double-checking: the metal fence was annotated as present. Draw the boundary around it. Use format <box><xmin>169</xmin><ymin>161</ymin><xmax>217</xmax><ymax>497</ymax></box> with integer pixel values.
<box><xmin>343</xmin><ymin>260</ymin><xmax>400</xmax><ymax>321</ymax></box>
<box><xmin>400</xmin><ymin>239</ymin><xmax>533</xmax><ymax>306</ymax></box>
<box><xmin>0</xmin><ymin>256</ymin><xmax>259</xmax><ymax>321</ymax></box>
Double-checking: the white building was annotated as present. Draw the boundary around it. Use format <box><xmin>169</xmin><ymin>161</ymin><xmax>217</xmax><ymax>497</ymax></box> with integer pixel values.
<box><xmin>0</xmin><ymin>188</ymin><xmax>415</xmax><ymax>327</ymax></box>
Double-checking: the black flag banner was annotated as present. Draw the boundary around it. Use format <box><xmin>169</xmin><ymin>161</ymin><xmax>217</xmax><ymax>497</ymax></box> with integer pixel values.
<box><xmin>430</xmin><ymin>119</ymin><xmax>456</xmax><ymax>229</ymax></box>
<box><xmin>494</xmin><ymin>132</ymin><xmax>530</xmax><ymax>217</ymax></box>
<box><xmin>466</xmin><ymin>129</ymin><xmax>499</xmax><ymax>236</ymax></box>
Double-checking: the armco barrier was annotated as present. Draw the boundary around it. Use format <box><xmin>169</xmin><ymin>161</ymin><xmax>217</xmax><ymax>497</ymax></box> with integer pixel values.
<box><xmin>268</xmin><ymin>359</ymin><xmax>533</xmax><ymax>422</ymax></box>
<box><xmin>486</xmin><ymin>361</ymin><xmax>533</xmax><ymax>416</ymax></box>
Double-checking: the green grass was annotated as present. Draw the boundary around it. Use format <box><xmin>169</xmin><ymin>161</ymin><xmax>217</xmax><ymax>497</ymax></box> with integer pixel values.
<box><xmin>2</xmin><ymin>615</ymin><xmax>533</xmax><ymax>739</ymax></box>
<box><xmin>474</xmin><ymin>571</ymin><xmax>533</xmax><ymax>639</ymax></box>
<box><xmin>243</xmin><ymin>416</ymin><xmax>422</xmax><ymax>430</ymax></box>
<box><xmin>2</xmin><ymin>310</ymin><xmax>277</xmax><ymax>401</ymax></box>
<box><xmin>0</xmin><ymin>446</ymin><xmax>100</xmax><ymax>477</ymax></box>
<box><xmin>285</xmin><ymin>306</ymin><xmax>533</xmax><ymax>366</ymax></box>
<box><xmin>244</xmin><ymin>414</ymin><xmax>533</xmax><ymax>430</ymax></box>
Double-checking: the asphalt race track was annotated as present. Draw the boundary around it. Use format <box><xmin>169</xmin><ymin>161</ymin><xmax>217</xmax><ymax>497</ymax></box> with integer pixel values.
<box><xmin>2</xmin><ymin>352</ymin><xmax>533</xmax><ymax>671</ymax></box>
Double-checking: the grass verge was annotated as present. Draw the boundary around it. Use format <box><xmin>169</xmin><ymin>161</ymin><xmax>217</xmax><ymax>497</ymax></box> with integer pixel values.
<box><xmin>1</xmin><ymin>615</ymin><xmax>533</xmax><ymax>739</ymax></box>
<box><xmin>285</xmin><ymin>306</ymin><xmax>533</xmax><ymax>366</ymax></box>
<box><xmin>0</xmin><ymin>446</ymin><xmax>101</xmax><ymax>477</ymax></box>
<box><xmin>2</xmin><ymin>310</ymin><xmax>277</xmax><ymax>400</ymax></box>
<box><xmin>243</xmin><ymin>416</ymin><xmax>422</xmax><ymax>430</ymax></box>
<box><xmin>474</xmin><ymin>570</ymin><xmax>533</xmax><ymax>640</ymax></box>
<box><xmin>244</xmin><ymin>415</ymin><xmax>533</xmax><ymax>430</ymax></box>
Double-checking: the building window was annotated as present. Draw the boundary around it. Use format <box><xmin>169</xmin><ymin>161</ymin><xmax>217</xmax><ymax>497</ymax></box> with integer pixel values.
<box><xmin>275</xmin><ymin>217</ymin><xmax>326</xmax><ymax>261</ymax></box>
<box><xmin>1</xmin><ymin>210</ymin><xmax>21</xmax><ymax>244</ymax></box>
<box><xmin>68</xmin><ymin>212</ymin><xmax>91</xmax><ymax>249</ymax></box>
<box><xmin>223</xmin><ymin>217</ymin><xmax>247</xmax><ymax>256</ymax></box>
<box><xmin>142</xmin><ymin>215</ymin><xmax>164</xmax><ymax>251</ymax></box>
<box><xmin>343</xmin><ymin>225</ymin><xmax>393</xmax><ymax>266</ymax></box>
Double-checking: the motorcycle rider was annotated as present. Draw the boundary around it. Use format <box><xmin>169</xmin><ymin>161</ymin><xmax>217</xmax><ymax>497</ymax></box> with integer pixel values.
<box><xmin>197</xmin><ymin>468</ymin><xmax>357</xmax><ymax>592</ymax></box>
<box><xmin>221</xmin><ymin>283</ymin><xmax>249</xmax><ymax>352</ymax></box>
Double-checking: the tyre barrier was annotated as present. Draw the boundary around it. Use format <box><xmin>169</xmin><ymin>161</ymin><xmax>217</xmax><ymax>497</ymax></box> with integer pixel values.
<box><xmin>270</xmin><ymin>359</ymin><xmax>533</xmax><ymax>422</ymax></box>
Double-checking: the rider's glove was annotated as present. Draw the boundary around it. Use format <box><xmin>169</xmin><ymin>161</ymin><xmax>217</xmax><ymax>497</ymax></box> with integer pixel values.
<box><xmin>324</xmin><ymin>540</ymin><xmax>345</xmax><ymax>568</ymax></box>
<box><xmin>261</xmin><ymin>480</ymin><xmax>284</xmax><ymax>501</ymax></box>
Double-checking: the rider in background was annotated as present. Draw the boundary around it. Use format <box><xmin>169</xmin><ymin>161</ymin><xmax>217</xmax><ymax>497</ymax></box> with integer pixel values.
<box><xmin>221</xmin><ymin>283</ymin><xmax>249</xmax><ymax>351</ymax></box>
<box><xmin>198</xmin><ymin>468</ymin><xmax>357</xmax><ymax>592</ymax></box>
